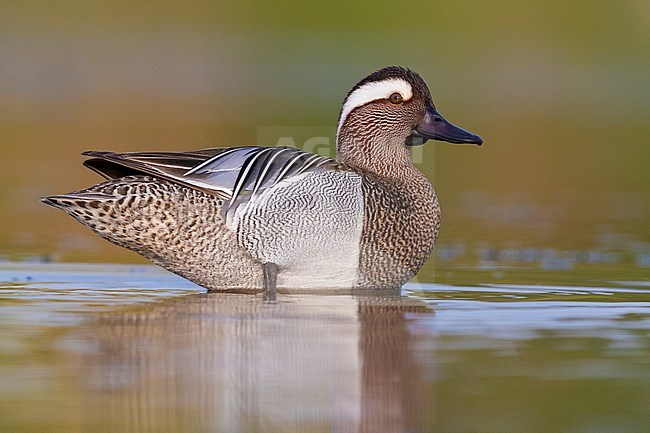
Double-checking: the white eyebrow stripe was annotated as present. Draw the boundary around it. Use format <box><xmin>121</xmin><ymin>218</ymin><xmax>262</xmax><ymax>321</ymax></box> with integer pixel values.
<box><xmin>336</xmin><ymin>78</ymin><xmax>413</xmax><ymax>141</ymax></box>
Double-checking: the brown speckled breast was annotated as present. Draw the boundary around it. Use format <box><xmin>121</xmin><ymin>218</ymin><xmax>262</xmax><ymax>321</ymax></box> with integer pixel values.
<box><xmin>356</xmin><ymin>173</ymin><xmax>440</xmax><ymax>289</ymax></box>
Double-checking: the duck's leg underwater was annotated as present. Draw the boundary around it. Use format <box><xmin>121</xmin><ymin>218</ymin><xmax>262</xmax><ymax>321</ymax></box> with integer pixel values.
<box><xmin>262</xmin><ymin>262</ymin><xmax>279</xmax><ymax>302</ymax></box>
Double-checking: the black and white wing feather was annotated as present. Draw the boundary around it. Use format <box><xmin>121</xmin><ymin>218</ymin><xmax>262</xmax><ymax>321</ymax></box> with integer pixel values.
<box><xmin>83</xmin><ymin>146</ymin><xmax>342</xmax><ymax>208</ymax></box>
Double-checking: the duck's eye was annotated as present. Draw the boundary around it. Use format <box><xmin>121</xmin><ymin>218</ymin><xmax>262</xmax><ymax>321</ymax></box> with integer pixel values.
<box><xmin>388</xmin><ymin>93</ymin><xmax>403</xmax><ymax>104</ymax></box>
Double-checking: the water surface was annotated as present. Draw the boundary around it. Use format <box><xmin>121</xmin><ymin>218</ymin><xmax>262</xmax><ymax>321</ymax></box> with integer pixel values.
<box><xmin>1</xmin><ymin>262</ymin><xmax>648</xmax><ymax>433</ymax></box>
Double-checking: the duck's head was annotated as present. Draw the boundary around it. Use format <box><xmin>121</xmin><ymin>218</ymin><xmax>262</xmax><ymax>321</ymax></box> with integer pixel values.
<box><xmin>336</xmin><ymin>66</ymin><xmax>482</xmax><ymax>170</ymax></box>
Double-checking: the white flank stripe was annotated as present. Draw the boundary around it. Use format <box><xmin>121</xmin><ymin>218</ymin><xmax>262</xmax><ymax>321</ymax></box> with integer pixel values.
<box><xmin>251</xmin><ymin>148</ymin><xmax>290</xmax><ymax>196</ymax></box>
<box><xmin>229</xmin><ymin>147</ymin><xmax>273</xmax><ymax>208</ymax></box>
<box><xmin>184</xmin><ymin>147</ymin><xmax>242</xmax><ymax>176</ymax></box>
<box><xmin>273</xmin><ymin>153</ymin><xmax>305</xmax><ymax>186</ymax></box>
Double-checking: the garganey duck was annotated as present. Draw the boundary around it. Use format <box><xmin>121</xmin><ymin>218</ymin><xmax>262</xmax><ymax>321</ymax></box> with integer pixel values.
<box><xmin>42</xmin><ymin>66</ymin><xmax>482</xmax><ymax>299</ymax></box>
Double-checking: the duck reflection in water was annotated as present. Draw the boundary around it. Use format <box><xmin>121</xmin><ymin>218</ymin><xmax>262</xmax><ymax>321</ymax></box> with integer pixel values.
<box><xmin>73</xmin><ymin>292</ymin><xmax>434</xmax><ymax>433</ymax></box>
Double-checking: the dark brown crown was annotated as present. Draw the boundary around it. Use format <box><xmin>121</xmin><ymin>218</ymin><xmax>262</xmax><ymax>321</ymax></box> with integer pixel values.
<box><xmin>342</xmin><ymin>66</ymin><xmax>434</xmax><ymax>110</ymax></box>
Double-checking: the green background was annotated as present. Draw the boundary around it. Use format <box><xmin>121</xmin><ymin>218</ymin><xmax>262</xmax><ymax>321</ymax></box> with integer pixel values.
<box><xmin>1</xmin><ymin>0</ymin><xmax>648</xmax><ymax>277</ymax></box>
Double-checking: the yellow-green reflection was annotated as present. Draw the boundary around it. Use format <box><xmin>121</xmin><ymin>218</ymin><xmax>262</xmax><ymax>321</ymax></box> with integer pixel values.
<box><xmin>1</xmin><ymin>263</ymin><xmax>650</xmax><ymax>432</ymax></box>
